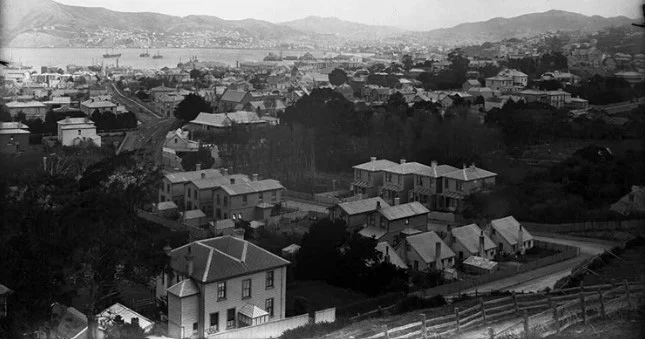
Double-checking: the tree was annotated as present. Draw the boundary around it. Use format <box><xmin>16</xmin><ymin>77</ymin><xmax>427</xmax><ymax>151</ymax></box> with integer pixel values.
<box><xmin>174</xmin><ymin>93</ymin><xmax>213</xmax><ymax>122</ymax></box>
<box><xmin>328</xmin><ymin>68</ymin><xmax>349</xmax><ymax>86</ymax></box>
<box><xmin>0</xmin><ymin>105</ymin><xmax>11</xmax><ymax>122</ymax></box>
<box><xmin>16</xmin><ymin>112</ymin><xmax>26</xmax><ymax>123</ymax></box>
<box><xmin>190</xmin><ymin>69</ymin><xmax>202</xmax><ymax>80</ymax></box>
<box><xmin>180</xmin><ymin>147</ymin><xmax>215</xmax><ymax>171</ymax></box>
<box><xmin>401</xmin><ymin>54</ymin><xmax>414</xmax><ymax>71</ymax></box>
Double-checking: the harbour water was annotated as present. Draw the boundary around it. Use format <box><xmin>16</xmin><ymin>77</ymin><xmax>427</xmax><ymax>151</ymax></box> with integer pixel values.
<box><xmin>0</xmin><ymin>47</ymin><xmax>330</xmax><ymax>70</ymax></box>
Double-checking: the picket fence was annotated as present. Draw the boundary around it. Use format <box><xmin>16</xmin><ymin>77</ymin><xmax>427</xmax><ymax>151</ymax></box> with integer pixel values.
<box><xmin>362</xmin><ymin>281</ymin><xmax>643</xmax><ymax>339</ymax></box>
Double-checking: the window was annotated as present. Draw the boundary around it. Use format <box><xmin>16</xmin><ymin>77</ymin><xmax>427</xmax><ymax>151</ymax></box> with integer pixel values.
<box><xmin>416</xmin><ymin>175</ymin><xmax>423</xmax><ymax>186</ymax></box>
<box><xmin>265</xmin><ymin>298</ymin><xmax>274</xmax><ymax>318</ymax></box>
<box><xmin>385</xmin><ymin>173</ymin><xmax>392</xmax><ymax>182</ymax></box>
<box><xmin>271</xmin><ymin>190</ymin><xmax>277</xmax><ymax>201</ymax></box>
<box><xmin>216</xmin><ymin>209</ymin><xmax>221</xmax><ymax>219</ymax></box>
<box><xmin>354</xmin><ymin>170</ymin><xmax>359</xmax><ymax>180</ymax></box>
<box><xmin>209</xmin><ymin>312</ymin><xmax>219</xmax><ymax>332</ymax></box>
<box><xmin>224</xmin><ymin>213</ymin><xmax>228</xmax><ymax>219</ymax></box>
<box><xmin>367</xmin><ymin>172</ymin><xmax>372</xmax><ymax>183</ymax></box>
<box><xmin>242</xmin><ymin>195</ymin><xmax>248</xmax><ymax>205</ymax></box>
<box><xmin>444</xmin><ymin>179</ymin><xmax>448</xmax><ymax>189</ymax></box>
<box><xmin>187</xmin><ymin>187</ymin><xmax>191</xmax><ymax>198</ymax></box>
<box><xmin>217</xmin><ymin>281</ymin><xmax>226</xmax><ymax>300</ymax></box>
<box><xmin>78</xmin><ymin>129</ymin><xmax>81</xmax><ymax>135</ymax></box>
<box><xmin>192</xmin><ymin>322</ymin><xmax>198</xmax><ymax>333</ymax></box>
<box><xmin>456</xmin><ymin>181</ymin><xmax>463</xmax><ymax>191</ymax></box>
<box><xmin>266</xmin><ymin>271</ymin><xmax>274</xmax><ymax>289</ymax></box>
<box><xmin>413</xmin><ymin>260</ymin><xmax>419</xmax><ymax>271</ymax></box>
<box><xmin>242</xmin><ymin>279</ymin><xmax>251</xmax><ymax>299</ymax></box>
<box><xmin>194</xmin><ymin>189</ymin><xmax>197</xmax><ymax>199</ymax></box>
<box><xmin>223</xmin><ymin>196</ymin><xmax>228</xmax><ymax>206</ymax></box>
<box><xmin>226</xmin><ymin>308</ymin><xmax>236</xmax><ymax>329</ymax></box>
<box><xmin>174</xmin><ymin>138</ymin><xmax>178</xmax><ymax>144</ymax></box>
<box><xmin>258</xmin><ymin>194</ymin><xmax>263</xmax><ymax>203</ymax></box>
<box><xmin>398</xmin><ymin>175</ymin><xmax>402</xmax><ymax>185</ymax></box>
<box><xmin>216</xmin><ymin>194</ymin><xmax>220</xmax><ymax>205</ymax></box>
<box><xmin>393</xmin><ymin>235</ymin><xmax>399</xmax><ymax>246</ymax></box>
<box><xmin>238</xmin><ymin>213</ymin><xmax>242</xmax><ymax>220</ymax></box>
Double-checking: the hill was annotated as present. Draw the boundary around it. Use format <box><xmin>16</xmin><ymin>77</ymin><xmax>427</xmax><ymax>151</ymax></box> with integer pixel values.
<box><xmin>410</xmin><ymin>10</ymin><xmax>633</xmax><ymax>45</ymax></box>
<box><xmin>280</xmin><ymin>16</ymin><xmax>406</xmax><ymax>41</ymax></box>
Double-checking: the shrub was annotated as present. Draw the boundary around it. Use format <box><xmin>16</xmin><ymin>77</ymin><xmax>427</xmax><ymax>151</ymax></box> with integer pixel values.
<box><xmin>279</xmin><ymin>319</ymin><xmax>351</xmax><ymax>339</ymax></box>
<box><xmin>395</xmin><ymin>295</ymin><xmax>447</xmax><ymax>314</ymax></box>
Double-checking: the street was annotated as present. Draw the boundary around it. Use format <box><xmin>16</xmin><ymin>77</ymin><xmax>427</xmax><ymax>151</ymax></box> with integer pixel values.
<box><xmin>106</xmin><ymin>82</ymin><xmax>164</xmax><ymax>123</ymax></box>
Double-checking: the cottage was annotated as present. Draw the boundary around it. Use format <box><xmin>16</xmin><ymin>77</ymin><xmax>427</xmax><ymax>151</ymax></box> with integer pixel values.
<box><xmin>375</xmin><ymin>241</ymin><xmax>408</xmax><ymax>270</ymax></box>
<box><xmin>396</xmin><ymin>231</ymin><xmax>455</xmax><ymax>273</ymax></box>
<box><xmin>164</xmin><ymin>128</ymin><xmax>199</xmax><ymax>153</ymax></box>
<box><xmin>5</xmin><ymin>100</ymin><xmax>47</xmax><ymax>119</ymax></box>
<box><xmin>218</xmin><ymin>89</ymin><xmax>253</xmax><ymax>112</ymax></box>
<box><xmin>96</xmin><ymin>303</ymin><xmax>154</xmax><ymax>339</ymax></box>
<box><xmin>462</xmin><ymin>79</ymin><xmax>482</xmax><ymax>92</ymax></box>
<box><xmin>0</xmin><ymin>122</ymin><xmax>29</xmax><ymax>154</ymax></box>
<box><xmin>367</xmin><ymin>201</ymin><xmax>430</xmax><ymax>246</ymax></box>
<box><xmin>80</xmin><ymin>97</ymin><xmax>118</xmax><ymax>115</ymax></box>
<box><xmin>447</xmin><ymin>223</ymin><xmax>497</xmax><ymax>262</ymax></box>
<box><xmin>328</xmin><ymin>197</ymin><xmax>390</xmax><ymax>231</ymax></box>
<box><xmin>488</xmin><ymin>216</ymin><xmax>534</xmax><ymax>255</ymax></box>
<box><xmin>186</xmin><ymin>112</ymin><xmax>267</xmax><ymax>132</ymax></box>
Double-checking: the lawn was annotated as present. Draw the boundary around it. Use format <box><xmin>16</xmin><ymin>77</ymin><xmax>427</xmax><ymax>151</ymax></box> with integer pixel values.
<box><xmin>286</xmin><ymin>280</ymin><xmax>367</xmax><ymax>316</ymax></box>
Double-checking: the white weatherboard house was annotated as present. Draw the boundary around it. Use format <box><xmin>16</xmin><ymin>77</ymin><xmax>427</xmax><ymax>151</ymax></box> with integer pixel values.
<box><xmin>447</xmin><ymin>223</ymin><xmax>497</xmax><ymax>262</ymax></box>
<box><xmin>157</xmin><ymin>234</ymin><xmax>290</xmax><ymax>339</ymax></box>
<box><xmin>57</xmin><ymin>117</ymin><xmax>101</xmax><ymax>147</ymax></box>
<box><xmin>488</xmin><ymin>216</ymin><xmax>534</xmax><ymax>255</ymax></box>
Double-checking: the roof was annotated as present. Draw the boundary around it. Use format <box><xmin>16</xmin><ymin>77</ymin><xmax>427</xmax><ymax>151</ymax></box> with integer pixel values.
<box><xmin>164</xmin><ymin>169</ymin><xmax>223</xmax><ymax>184</ymax></box>
<box><xmin>441</xmin><ymin>166</ymin><xmax>497</xmax><ymax>181</ymax></box>
<box><xmin>451</xmin><ymin>224</ymin><xmax>496</xmax><ymax>254</ymax></box>
<box><xmin>491</xmin><ymin>216</ymin><xmax>534</xmax><ymax>245</ymax></box>
<box><xmin>240</xmin><ymin>303</ymin><xmax>269</xmax><ymax>318</ymax></box>
<box><xmin>221</xmin><ymin>89</ymin><xmax>250</xmax><ymax>103</ymax></box>
<box><xmin>610</xmin><ymin>186</ymin><xmax>645</xmax><ymax>216</ymax></box>
<box><xmin>465</xmin><ymin>79</ymin><xmax>481</xmax><ymax>86</ymax></box>
<box><xmin>401</xmin><ymin>227</ymin><xmax>422</xmax><ymax>235</ymax></box>
<box><xmin>353</xmin><ymin>159</ymin><xmax>399</xmax><ymax>171</ymax></box>
<box><xmin>336</xmin><ymin>197</ymin><xmax>390</xmax><ymax>216</ymax></box>
<box><xmin>157</xmin><ymin>201</ymin><xmax>178</xmax><ymax>210</ymax></box>
<box><xmin>218</xmin><ymin>179</ymin><xmax>284</xmax><ymax>196</ymax></box>
<box><xmin>170</xmin><ymin>236</ymin><xmax>290</xmax><ymax>283</ymax></box>
<box><xmin>60</xmin><ymin>124</ymin><xmax>96</xmax><ymax>130</ymax></box>
<box><xmin>167</xmin><ymin>279</ymin><xmax>200</xmax><ymax>297</ymax></box>
<box><xmin>5</xmin><ymin>100</ymin><xmax>46</xmax><ymax>108</ymax></box>
<box><xmin>385</xmin><ymin>162</ymin><xmax>434</xmax><ymax>175</ymax></box>
<box><xmin>57</xmin><ymin>117</ymin><xmax>95</xmax><ymax>125</ymax></box>
<box><xmin>0</xmin><ymin>128</ymin><xmax>30</xmax><ymax>135</ymax></box>
<box><xmin>376</xmin><ymin>242</ymin><xmax>408</xmax><ymax>269</ymax></box>
<box><xmin>463</xmin><ymin>256</ymin><xmax>498</xmax><ymax>270</ymax></box>
<box><xmin>97</xmin><ymin>303</ymin><xmax>154</xmax><ymax>331</ymax></box>
<box><xmin>379</xmin><ymin>202</ymin><xmax>429</xmax><ymax>221</ymax></box>
<box><xmin>0</xmin><ymin>122</ymin><xmax>29</xmax><ymax>130</ymax></box>
<box><xmin>358</xmin><ymin>226</ymin><xmax>387</xmax><ymax>240</ymax></box>
<box><xmin>191</xmin><ymin>111</ymin><xmax>266</xmax><ymax>128</ymax></box>
<box><xmin>406</xmin><ymin>231</ymin><xmax>455</xmax><ymax>263</ymax></box>
<box><xmin>0</xmin><ymin>284</ymin><xmax>12</xmax><ymax>295</ymax></box>
<box><xmin>191</xmin><ymin>174</ymin><xmax>251</xmax><ymax>190</ymax></box>
<box><xmin>282</xmin><ymin>244</ymin><xmax>301</xmax><ymax>254</ymax></box>
<box><xmin>414</xmin><ymin>164</ymin><xmax>460</xmax><ymax>178</ymax></box>
<box><xmin>81</xmin><ymin>99</ymin><xmax>117</xmax><ymax>108</ymax></box>
<box><xmin>183</xmin><ymin>209</ymin><xmax>206</xmax><ymax>219</ymax></box>
<box><xmin>56</xmin><ymin>306</ymin><xmax>88</xmax><ymax>339</ymax></box>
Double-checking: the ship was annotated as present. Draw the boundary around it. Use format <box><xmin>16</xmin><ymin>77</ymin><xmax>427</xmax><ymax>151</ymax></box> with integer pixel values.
<box><xmin>102</xmin><ymin>48</ymin><xmax>121</xmax><ymax>58</ymax></box>
<box><xmin>152</xmin><ymin>51</ymin><xmax>163</xmax><ymax>59</ymax></box>
<box><xmin>139</xmin><ymin>49</ymin><xmax>150</xmax><ymax>57</ymax></box>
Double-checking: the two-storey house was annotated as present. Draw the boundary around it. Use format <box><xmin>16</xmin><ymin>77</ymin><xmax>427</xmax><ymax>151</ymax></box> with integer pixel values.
<box><xmin>381</xmin><ymin>160</ymin><xmax>428</xmax><ymax>205</ymax></box>
<box><xmin>485</xmin><ymin>76</ymin><xmax>513</xmax><ymax>91</ymax></box>
<box><xmin>498</xmin><ymin>69</ymin><xmax>528</xmax><ymax>88</ymax></box>
<box><xmin>446</xmin><ymin>223</ymin><xmax>497</xmax><ymax>262</ymax></box>
<box><xmin>409</xmin><ymin>161</ymin><xmax>459</xmax><ymax>211</ymax></box>
<box><xmin>184</xmin><ymin>174</ymin><xmax>251</xmax><ymax>217</ymax></box>
<box><xmin>437</xmin><ymin>165</ymin><xmax>497</xmax><ymax>212</ymax></box>
<box><xmin>359</xmin><ymin>201</ymin><xmax>430</xmax><ymax>247</ymax></box>
<box><xmin>159</xmin><ymin>234</ymin><xmax>290</xmax><ymax>338</ymax></box>
<box><xmin>351</xmin><ymin>157</ymin><xmax>398</xmax><ymax>198</ymax></box>
<box><xmin>488</xmin><ymin>216</ymin><xmax>534</xmax><ymax>255</ymax></box>
<box><xmin>159</xmin><ymin>168</ymin><xmax>224</xmax><ymax>208</ymax></box>
<box><xmin>395</xmin><ymin>231</ymin><xmax>456</xmax><ymax>273</ymax></box>
<box><xmin>56</xmin><ymin>117</ymin><xmax>102</xmax><ymax>147</ymax></box>
<box><xmin>213</xmin><ymin>178</ymin><xmax>285</xmax><ymax>222</ymax></box>
<box><xmin>328</xmin><ymin>197</ymin><xmax>390</xmax><ymax>232</ymax></box>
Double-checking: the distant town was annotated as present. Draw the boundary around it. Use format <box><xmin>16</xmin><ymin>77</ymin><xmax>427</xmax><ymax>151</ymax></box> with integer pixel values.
<box><xmin>1</xmin><ymin>3</ymin><xmax>644</xmax><ymax>339</ymax></box>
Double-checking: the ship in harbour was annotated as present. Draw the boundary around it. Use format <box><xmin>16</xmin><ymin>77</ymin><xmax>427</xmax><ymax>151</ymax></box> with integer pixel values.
<box><xmin>102</xmin><ymin>48</ymin><xmax>121</xmax><ymax>58</ymax></box>
<box><xmin>152</xmin><ymin>51</ymin><xmax>163</xmax><ymax>59</ymax></box>
<box><xmin>139</xmin><ymin>49</ymin><xmax>150</xmax><ymax>57</ymax></box>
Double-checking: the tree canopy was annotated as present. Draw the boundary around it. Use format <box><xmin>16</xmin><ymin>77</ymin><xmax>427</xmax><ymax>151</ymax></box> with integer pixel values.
<box><xmin>328</xmin><ymin>68</ymin><xmax>349</xmax><ymax>86</ymax></box>
<box><xmin>174</xmin><ymin>93</ymin><xmax>213</xmax><ymax>122</ymax></box>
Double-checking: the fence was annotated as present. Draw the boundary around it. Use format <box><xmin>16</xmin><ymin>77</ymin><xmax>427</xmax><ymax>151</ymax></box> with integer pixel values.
<box><xmin>137</xmin><ymin>209</ymin><xmax>211</xmax><ymax>239</ymax></box>
<box><xmin>522</xmin><ymin>219</ymin><xmax>645</xmax><ymax>234</ymax></box>
<box><xmin>207</xmin><ymin>308</ymin><xmax>335</xmax><ymax>339</ymax></box>
<box><xmin>364</xmin><ymin>281</ymin><xmax>642</xmax><ymax>339</ymax></box>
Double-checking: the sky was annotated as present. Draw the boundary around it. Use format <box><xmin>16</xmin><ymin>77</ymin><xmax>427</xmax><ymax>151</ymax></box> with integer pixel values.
<box><xmin>54</xmin><ymin>0</ymin><xmax>642</xmax><ymax>31</ymax></box>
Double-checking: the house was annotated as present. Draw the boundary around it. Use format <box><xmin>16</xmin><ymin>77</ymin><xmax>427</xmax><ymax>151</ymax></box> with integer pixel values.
<box><xmin>437</xmin><ymin>165</ymin><xmax>497</xmax><ymax>212</ymax></box>
<box><xmin>485</xmin><ymin>76</ymin><xmax>513</xmax><ymax>92</ymax></box>
<box><xmin>56</xmin><ymin>117</ymin><xmax>101</xmax><ymax>147</ymax></box>
<box><xmin>80</xmin><ymin>97</ymin><xmax>118</xmax><ymax>115</ymax></box>
<box><xmin>158</xmin><ymin>168</ymin><xmax>225</xmax><ymax>207</ymax></box>
<box><xmin>409</xmin><ymin>161</ymin><xmax>459</xmax><ymax>211</ymax></box>
<box><xmin>0</xmin><ymin>284</ymin><xmax>12</xmax><ymax>319</ymax></box>
<box><xmin>462</xmin><ymin>79</ymin><xmax>482</xmax><ymax>92</ymax></box>
<box><xmin>212</xmin><ymin>177</ymin><xmax>285</xmax><ymax>222</ymax></box>
<box><xmin>488</xmin><ymin>216</ymin><xmax>534</xmax><ymax>255</ymax></box>
<box><xmin>498</xmin><ymin>69</ymin><xmax>528</xmax><ymax>88</ymax></box>
<box><xmin>184</xmin><ymin>174</ymin><xmax>251</xmax><ymax>217</ymax></box>
<box><xmin>518</xmin><ymin>90</ymin><xmax>571</xmax><ymax>109</ymax></box>
<box><xmin>328</xmin><ymin>197</ymin><xmax>390</xmax><ymax>231</ymax></box>
<box><xmin>164</xmin><ymin>128</ymin><xmax>199</xmax><ymax>153</ymax></box>
<box><xmin>610</xmin><ymin>186</ymin><xmax>645</xmax><ymax>216</ymax></box>
<box><xmin>155</xmin><ymin>93</ymin><xmax>185</xmax><ymax>117</ymax></box>
<box><xmin>396</xmin><ymin>231</ymin><xmax>456</xmax><ymax>273</ymax></box>
<box><xmin>182</xmin><ymin>209</ymin><xmax>209</xmax><ymax>228</ymax></box>
<box><xmin>218</xmin><ymin>89</ymin><xmax>253</xmax><ymax>112</ymax></box>
<box><xmin>157</xmin><ymin>201</ymin><xmax>179</xmax><ymax>218</ymax></box>
<box><xmin>4</xmin><ymin>100</ymin><xmax>47</xmax><ymax>119</ymax></box>
<box><xmin>351</xmin><ymin>157</ymin><xmax>399</xmax><ymax>198</ymax></box>
<box><xmin>0</xmin><ymin>122</ymin><xmax>30</xmax><ymax>154</ymax></box>
<box><xmin>381</xmin><ymin>160</ymin><xmax>429</xmax><ymax>206</ymax></box>
<box><xmin>150</xmin><ymin>86</ymin><xmax>177</xmax><ymax>101</ymax></box>
<box><xmin>186</xmin><ymin>112</ymin><xmax>267</xmax><ymax>132</ymax></box>
<box><xmin>50</xmin><ymin>302</ymin><xmax>88</xmax><ymax>339</ymax></box>
<box><xmin>159</xmin><ymin>235</ymin><xmax>290</xmax><ymax>338</ymax></box>
<box><xmin>364</xmin><ymin>201</ymin><xmax>430</xmax><ymax>246</ymax></box>
<box><xmin>96</xmin><ymin>303</ymin><xmax>154</xmax><ymax>339</ymax></box>
<box><xmin>375</xmin><ymin>241</ymin><xmax>408</xmax><ymax>270</ymax></box>
<box><xmin>446</xmin><ymin>223</ymin><xmax>497</xmax><ymax>262</ymax></box>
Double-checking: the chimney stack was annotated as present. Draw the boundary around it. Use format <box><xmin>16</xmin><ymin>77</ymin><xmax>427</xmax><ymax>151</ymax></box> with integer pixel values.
<box><xmin>221</xmin><ymin>168</ymin><xmax>228</xmax><ymax>176</ymax></box>
<box><xmin>196</xmin><ymin>163</ymin><xmax>201</xmax><ymax>171</ymax></box>
<box><xmin>376</xmin><ymin>201</ymin><xmax>381</xmax><ymax>209</ymax></box>
<box><xmin>185</xmin><ymin>246</ymin><xmax>194</xmax><ymax>277</ymax></box>
<box><xmin>518</xmin><ymin>223</ymin><xmax>524</xmax><ymax>255</ymax></box>
<box><xmin>233</xmin><ymin>228</ymin><xmax>245</xmax><ymax>240</ymax></box>
<box><xmin>462</xmin><ymin>164</ymin><xmax>468</xmax><ymax>181</ymax></box>
<box><xmin>400</xmin><ymin>159</ymin><xmax>406</xmax><ymax>164</ymax></box>
<box><xmin>163</xmin><ymin>242</ymin><xmax>172</xmax><ymax>257</ymax></box>
<box><xmin>435</xmin><ymin>242</ymin><xmax>442</xmax><ymax>270</ymax></box>
<box><xmin>479</xmin><ymin>230</ymin><xmax>485</xmax><ymax>257</ymax></box>
<box><xmin>370</xmin><ymin>156</ymin><xmax>377</xmax><ymax>162</ymax></box>
<box><xmin>200</xmin><ymin>172</ymin><xmax>206</xmax><ymax>179</ymax></box>
<box><xmin>394</xmin><ymin>197</ymin><xmax>400</xmax><ymax>206</ymax></box>
<box><xmin>252</xmin><ymin>174</ymin><xmax>259</xmax><ymax>181</ymax></box>
<box><xmin>431</xmin><ymin>160</ymin><xmax>438</xmax><ymax>170</ymax></box>
<box><xmin>230</xmin><ymin>178</ymin><xmax>236</xmax><ymax>185</ymax></box>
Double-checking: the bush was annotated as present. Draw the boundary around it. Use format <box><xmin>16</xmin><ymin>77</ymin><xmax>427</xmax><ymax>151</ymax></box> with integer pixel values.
<box><xmin>395</xmin><ymin>295</ymin><xmax>447</xmax><ymax>314</ymax></box>
<box><xmin>279</xmin><ymin>319</ymin><xmax>351</xmax><ymax>339</ymax></box>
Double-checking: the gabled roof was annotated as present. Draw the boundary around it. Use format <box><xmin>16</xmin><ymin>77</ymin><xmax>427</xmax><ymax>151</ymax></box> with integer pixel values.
<box><xmin>415</xmin><ymin>164</ymin><xmax>460</xmax><ymax>178</ymax></box>
<box><xmin>221</xmin><ymin>89</ymin><xmax>250</xmax><ymax>103</ymax></box>
<box><xmin>451</xmin><ymin>224</ymin><xmax>496</xmax><ymax>254</ymax></box>
<box><xmin>379</xmin><ymin>202</ymin><xmax>429</xmax><ymax>221</ymax></box>
<box><xmin>97</xmin><ymin>303</ymin><xmax>154</xmax><ymax>331</ymax></box>
<box><xmin>384</xmin><ymin>162</ymin><xmax>433</xmax><ymax>175</ymax></box>
<box><xmin>55</xmin><ymin>305</ymin><xmax>88</xmax><ymax>339</ymax></box>
<box><xmin>218</xmin><ymin>179</ymin><xmax>284</xmax><ymax>196</ymax></box>
<box><xmin>170</xmin><ymin>236</ymin><xmax>290</xmax><ymax>283</ymax></box>
<box><xmin>358</xmin><ymin>226</ymin><xmax>387</xmax><ymax>240</ymax></box>
<box><xmin>191</xmin><ymin>111</ymin><xmax>266</xmax><ymax>128</ymax></box>
<box><xmin>164</xmin><ymin>169</ymin><xmax>223</xmax><ymax>184</ymax></box>
<box><xmin>442</xmin><ymin>166</ymin><xmax>497</xmax><ymax>181</ymax></box>
<box><xmin>336</xmin><ymin>197</ymin><xmax>390</xmax><ymax>216</ymax></box>
<box><xmin>239</xmin><ymin>303</ymin><xmax>269</xmax><ymax>319</ymax></box>
<box><xmin>376</xmin><ymin>242</ymin><xmax>407</xmax><ymax>269</ymax></box>
<box><xmin>490</xmin><ymin>216</ymin><xmax>534</xmax><ymax>245</ymax></box>
<box><xmin>406</xmin><ymin>231</ymin><xmax>455</xmax><ymax>263</ymax></box>
<box><xmin>353</xmin><ymin>159</ymin><xmax>399</xmax><ymax>172</ymax></box>
<box><xmin>167</xmin><ymin>279</ymin><xmax>200</xmax><ymax>297</ymax></box>
<box><xmin>190</xmin><ymin>174</ymin><xmax>251</xmax><ymax>190</ymax></box>
<box><xmin>183</xmin><ymin>209</ymin><xmax>206</xmax><ymax>219</ymax></box>
<box><xmin>0</xmin><ymin>284</ymin><xmax>12</xmax><ymax>295</ymax></box>
<box><xmin>465</xmin><ymin>79</ymin><xmax>481</xmax><ymax>86</ymax></box>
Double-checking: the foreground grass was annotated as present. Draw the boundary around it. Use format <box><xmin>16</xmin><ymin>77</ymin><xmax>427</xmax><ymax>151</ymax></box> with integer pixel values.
<box><xmin>545</xmin><ymin>307</ymin><xmax>645</xmax><ymax>339</ymax></box>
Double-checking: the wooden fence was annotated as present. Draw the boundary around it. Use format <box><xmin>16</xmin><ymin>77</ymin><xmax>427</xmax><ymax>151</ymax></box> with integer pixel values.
<box><xmin>364</xmin><ymin>281</ymin><xmax>643</xmax><ymax>339</ymax></box>
<box><xmin>522</xmin><ymin>219</ymin><xmax>645</xmax><ymax>234</ymax></box>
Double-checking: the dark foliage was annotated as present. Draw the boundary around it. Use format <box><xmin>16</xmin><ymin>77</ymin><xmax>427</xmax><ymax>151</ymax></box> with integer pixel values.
<box><xmin>179</xmin><ymin>147</ymin><xmax>215</xmax><ymax>171</ymax></box>
<box><xmin>329</xmin><ymin>68</ymin><xmax>349</xmax><ymax>86</ymax></box>
<box><xmin>174</xmin><ymin>93</ymin><xmax>213</xmax><ymax>122</ymax></box>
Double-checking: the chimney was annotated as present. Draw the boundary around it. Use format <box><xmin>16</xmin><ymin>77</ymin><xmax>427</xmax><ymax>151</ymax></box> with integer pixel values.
<box><xmin>185</xmin><ymin>246</ymin><xmax>194</xmax><ymax>277</ymax></box>
<box><xmin>196</xmin><ymin>163</ymin><xmax>202</xmax><ymax>171</ymax></box>
<box><xmin>163</xmin><ymin>242</ymin><xmax>172</xmax><ymax>257</ymax></box>
<box><xmin>65</xmin><ymin>116</ymin><xmax>70</xmax><ymax>123</ymax></box>
<box><xmin>370</xmin><ymin>156</ymin><xmax>377</xmax><ymax>162</ymax></box>
<box><xmin>230</xmin><ymin>178</ymin><xmax>236</xmax><ymax>185</ymax></box>
<box><xmin>376</xmin><ymin>200</ymin><xmax>381</xmax><ymax>210</ymax></box>
<box><xmin>233</xmin><ymin>228</ymin><xmax>245</xmax><ymax>240</ymax></box>
<box><xmin>221</xmin><ymin>168</ymin><xmax>228</xmax><ymax>176</ymax></box>
<box><xmin>400</xmin><ymin>159</ymin><xmax>406</xmax><ymax>164</ymax></box>
<box><xmin>435</xmin><ymin>242</ymin><xmax>442</xmax><ymax>270</ymax></box>
<box><xmin>479</xmin><ymin>230</ymin><xmax>485</xmax><ymax>257</ymax></box>
<box><xmin>462</xmin><ymin>164</ymin><xmax>468</xmax><ymax>181</ymax></box>
<box><xmin>252</xmin><ymin>174</ymin><xmax>259</xmax><ymax>181</ymax></box>
<box><xmin>518</xmin><ymin>223</ymin><xmax>525</xmax><ymax>255</ymax></box>
<box><xmin>200</xmin><ymin>172</ymin><xmax>206</xmax><ymax>179</ymax></box>
<box><xmin>394</xmin><ymin>197</ymin><xmax>400</xmax><ymax>206</ymax></box>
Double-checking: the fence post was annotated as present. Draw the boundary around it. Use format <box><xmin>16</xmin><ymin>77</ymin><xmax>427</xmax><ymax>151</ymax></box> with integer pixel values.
<box><xmin>624</xmin><ymin>279</ymin><xmax>633</xmax><ymax>310</ymax></box>
<box><xmin>480</xmin><ymin>297</ymin><xmax>486</xmax><ymax>324</ymax></box>
<box><xmin>412</xmin><ymin>313</ymin><xmax>422</xmax><ymax>339</ymax></box>
<box><xmin>512</xmin><ymin>291</ymin><xmax>519</xmax><ymax>315</ymax></box>
<box><xmin>455</xmin><ymin>307</ymin><xmax>460</xmax><ymax>332</ymax></box>
<box><xmin>580</xmin><ymin>290</ymin><xmax>587</xmax><ymax>325</ymax></box>
<box><xmin>547</xmin><ymin>293</ymin><xmax>553</xmax><ymax>308</ymax></box>
<box><xmin>552</xmin><ymin>306</ymin><xmax>560</xmax><ymax>333</ymax></box>
<box><xmin>598</xmin><ymin>291</ymin><xmax>606</xmax><ymax>319</ymax></box>
<box><xmin>383</xmin><ymin>325</ymin><xmax>389</xmax><ymax>339</ymax></box>
<box><xmin>488</xmin><ymin>327</ymin><xmax>495</xmax><ymax>339</ymax></box>
<box><xmin>522</xmin><ymin>310</ymin><xmax>529</xmax><ymax>339</ymax></box>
